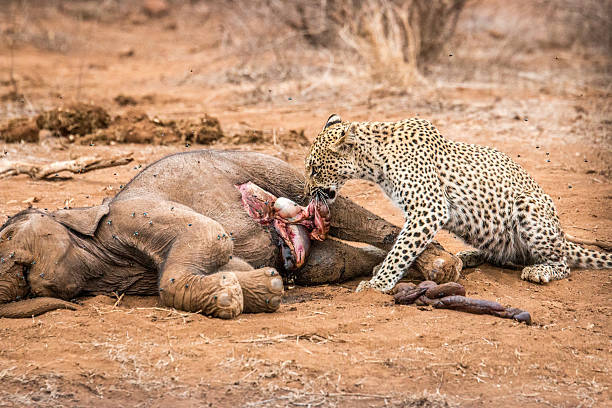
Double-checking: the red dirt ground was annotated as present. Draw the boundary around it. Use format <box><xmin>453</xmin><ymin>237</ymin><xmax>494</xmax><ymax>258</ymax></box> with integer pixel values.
<box><xmin>0</xmin><ymin>2</ymin><xmax>610</xmax><ymax>407</ymax></box>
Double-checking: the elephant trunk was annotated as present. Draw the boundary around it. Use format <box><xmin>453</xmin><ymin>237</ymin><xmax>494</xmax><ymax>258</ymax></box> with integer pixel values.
<box><xmin>0</xmin><ymin>297</ymin><xmax>78</xmax><ymax>318</ymax></box>
<box><xmin>0</xmin><ymin>251</ymin><xmax>77</xmax><ymax>319</ymax></box>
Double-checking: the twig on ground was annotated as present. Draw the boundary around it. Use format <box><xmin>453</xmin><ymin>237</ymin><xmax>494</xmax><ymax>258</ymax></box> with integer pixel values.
<box><xmin>112</xmin><ymin>292</ymin><xmax>125</xmax><ymax>308</ymax></box>
<box><xmin>0</xmin><ymin>153</ymin><xmax>133</xmax><ymax>179</ymax></box>
<box><xmin>135</xmin><ymin>307</ymin><xmax>201</xmax><ymax>325</ymax></box>
<box><xmin>232</xmin><ymin>333</ymin><xmax>332</xmax><ymax>345</ymax></box>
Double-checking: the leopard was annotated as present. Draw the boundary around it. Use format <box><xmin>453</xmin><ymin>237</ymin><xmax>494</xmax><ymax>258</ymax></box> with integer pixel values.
<box><xmin>304</xmin><ymin>114</ymin><xmax>612</xmax><ymax>293</ymax></box>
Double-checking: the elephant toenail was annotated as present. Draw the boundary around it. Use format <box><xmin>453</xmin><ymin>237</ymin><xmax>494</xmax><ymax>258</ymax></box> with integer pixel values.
<box><xmin>268</xmin><ymin>297</ymin><xmax>281</xmax><ymax>309</ymax></box>
<box><xmin>270</xmin><ymin>277</ymin><xmax>283</xmax><ymax>291</ymax></box>
<box><xmin>217</xmin><ymin>293</ymin><xmax>232</xmax><ymax>307</ymax></box>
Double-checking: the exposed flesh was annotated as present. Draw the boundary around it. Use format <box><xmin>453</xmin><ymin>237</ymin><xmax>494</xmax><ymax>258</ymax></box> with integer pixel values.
<box><xmin>236</xmin><ymin>182</ymin><xmax>330</xmax><ymax>269</ymax></box>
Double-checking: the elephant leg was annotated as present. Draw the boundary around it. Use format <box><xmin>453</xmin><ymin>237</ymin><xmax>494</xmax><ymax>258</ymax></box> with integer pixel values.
<box><xmin>294</xmin><ymin>238</ymin><xmax>387</xmax><ymax>285</ymax></box>
<box><xmin>106</xmin><ymin>197</ymin><xmax>245</xmax><ymax>319</ymax></box>
<box><xmin>155</xmin><ymin>214</ymin><xmax>244</xmax><ymax>319</ymax></box>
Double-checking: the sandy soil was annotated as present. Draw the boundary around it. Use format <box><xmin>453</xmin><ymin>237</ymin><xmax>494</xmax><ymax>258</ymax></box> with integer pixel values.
<box><xmin>0</xmin><ymin>2</ymin><xmax>611</xmax><ymax>407</ymax></box>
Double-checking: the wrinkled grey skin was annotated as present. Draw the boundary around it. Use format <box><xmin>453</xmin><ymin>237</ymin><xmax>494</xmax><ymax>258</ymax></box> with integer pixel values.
<box><xmin>0</xmin><ymin>150</ymin><xmax>399</xmax><ymax>318</ymax></box>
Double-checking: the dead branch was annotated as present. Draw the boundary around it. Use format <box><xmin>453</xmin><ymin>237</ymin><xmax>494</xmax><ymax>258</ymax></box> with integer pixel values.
<box><xmin>0</xmin><ymin>153</ymin><xmax>133</xmax><ymax>180</ymax></box>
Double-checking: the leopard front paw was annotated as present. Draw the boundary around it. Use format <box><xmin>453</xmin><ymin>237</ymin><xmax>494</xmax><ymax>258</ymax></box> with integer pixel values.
<box><xmin>356</xmin><ymin>279</ymin><xmax>396</xmax><ymax>293</ymax></box>
<box><xmin>355</xmin><ymin>280</ymin><xmax>372</xmax><ymax>292</ymax></box>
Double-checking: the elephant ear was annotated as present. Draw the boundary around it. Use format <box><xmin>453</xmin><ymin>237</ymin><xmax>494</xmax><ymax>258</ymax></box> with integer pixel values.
<box><xmin>51</xmin><ymin>200</ymin><xmax>110</xmax><ymax>236</ymax></box>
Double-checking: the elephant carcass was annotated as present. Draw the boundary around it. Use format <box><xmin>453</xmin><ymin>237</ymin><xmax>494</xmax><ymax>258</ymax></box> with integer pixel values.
<box><xmin>0</xmin><ymin>150</ymin><xmax>460</xmax><ymax>318</ymax></box>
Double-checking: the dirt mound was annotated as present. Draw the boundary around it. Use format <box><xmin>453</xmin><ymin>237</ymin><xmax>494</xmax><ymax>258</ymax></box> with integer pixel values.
<box><xmin>1</xmin><ymin>104</ymin><xmax>307</xmax><ymax>147</ymax></box>
<box><xmin>1</xmin><ymin>105</ymin><xmax>224</xmax><ymax>145</ymax></box>
<box><xmin>229</xmin><ymin>128</ymin><xmax>309</xmax><ymax>146</ymax></box>
<box><xmin>0</xmin><ymin>117</ymin><xmax>39</xmax><ymax>143</ymax></box>
<box><xmin>85</xmin><ymin>109</ymin><xmax>223</xmax><ymax>145</ymax></box>
<box><xmin>36</xmin><ymin>103</ymin><xmax>111</xmax><ymax>136</ymax></box>
<box><xmin>113</xmin><ymin>94</ymin><xmax>138</xmax><ymax>106</ymax></box>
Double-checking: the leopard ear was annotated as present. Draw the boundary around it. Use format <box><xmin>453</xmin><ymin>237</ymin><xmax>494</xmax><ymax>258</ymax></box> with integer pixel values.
<box><xmin>323</xmin><ymin>114</ymin><xmax>342</xmax><ymax>130</ymax></box>
<box><xmin>330</xmin><ymin>123</ymin><xmax>356</xmax><ymax>155</ymax></box>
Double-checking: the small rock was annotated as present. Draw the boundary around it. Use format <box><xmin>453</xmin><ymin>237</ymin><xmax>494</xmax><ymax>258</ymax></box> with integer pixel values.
<box><xmin>119</xmin><ymin>47</ymin><xmax>135</xmax><ymax>58</ymax></box>
<box><xmin>143</xmin><ymin>0</ymin><xmax>169</xmax><ymax>18</ymax></box>
<box><xmin>114</xmin><ymin>94</ymin><xmax>138</xmax><ymax>106</ymax></box>
<box><xmin>22</xmin><ymin>196</ymin><xmax>39</xmax><ymax>205</ymax></box>
<box><xmin>38</xmin><ymin>129</ymin><xmax>53</xmax><ymax>139</ymax></box>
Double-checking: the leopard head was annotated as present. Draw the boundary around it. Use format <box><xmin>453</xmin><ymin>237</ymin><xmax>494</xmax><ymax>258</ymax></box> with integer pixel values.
<box><xmin>304</xmin><ymin>114</ymin><xmax>359</xmax><ymax>203</ymax></box>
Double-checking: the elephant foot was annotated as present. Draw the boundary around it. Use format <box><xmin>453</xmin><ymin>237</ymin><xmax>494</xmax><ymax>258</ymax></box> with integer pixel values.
<box><xmin>159</xmin><ymin>271</ymin><xmax>243</xmax><ymax>319</ymax></box>
<box><xmin>211</xmin><ymin>272</ymin><xmax>244</xmax><ymax>319</ymax></box>
<box><xmin>235</xmin><ymin>268</ymin><xmax>284</xmax><ymax>313</ymax></box>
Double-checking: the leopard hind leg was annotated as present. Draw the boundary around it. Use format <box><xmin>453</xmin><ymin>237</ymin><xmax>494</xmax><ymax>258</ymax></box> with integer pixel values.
<box><xmin>513</xmin><ymin>192</ymin><xmax>570</xmax><ymax>283</ymax></box>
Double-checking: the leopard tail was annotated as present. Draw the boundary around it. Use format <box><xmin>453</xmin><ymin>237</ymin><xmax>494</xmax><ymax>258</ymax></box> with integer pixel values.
<box><xmin>564</xmin><ymin>237</ymin><xmax>612</xmax><ymax>269</ymax></box>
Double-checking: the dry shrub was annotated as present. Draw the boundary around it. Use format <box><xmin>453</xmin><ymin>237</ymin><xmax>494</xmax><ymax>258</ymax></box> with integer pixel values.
<box><xmin>440</xmin><ymin>0</ymin><xmax>612</xmax><ymax>83</ymax></box>
<box><xmin>215</xmin><ymin>0</ymin><xmax>466</xmax><ymax>90</ymax></box>
<box><xmin>540</xmin><ymin>0</ymin><xmax>612</xmax><ymax>53</ymax></box>
<box><xmin>273</xmin><ymin>0</ymin><xmax>466</xmax><ymax>84</ymax></box>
